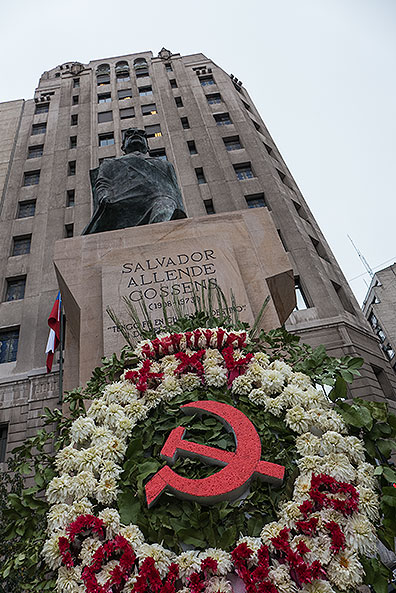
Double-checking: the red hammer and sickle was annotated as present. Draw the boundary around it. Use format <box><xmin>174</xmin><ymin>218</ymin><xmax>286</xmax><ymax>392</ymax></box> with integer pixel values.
<box><xmin>145</xmin><ymin>400</ymin><xmax>285</xmax><ymax>507</ymax></box>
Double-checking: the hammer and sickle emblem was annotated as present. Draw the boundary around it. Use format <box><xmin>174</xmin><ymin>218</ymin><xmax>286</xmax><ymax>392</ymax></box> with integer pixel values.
<box><xmin>145</xmin><ymin>400</ymin><xmax>285</xmax><ymax>507</ymax></box>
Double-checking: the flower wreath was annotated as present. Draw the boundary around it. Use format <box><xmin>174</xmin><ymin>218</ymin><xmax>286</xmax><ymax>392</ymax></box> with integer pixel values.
<box><xmin>43</xmin><ymin>328</ymin><xmax>380</xmax><ymax>593</ymax></box>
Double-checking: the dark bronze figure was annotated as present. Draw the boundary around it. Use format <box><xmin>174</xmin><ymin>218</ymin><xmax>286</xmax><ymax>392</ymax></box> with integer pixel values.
<box><xmin>82</xmin><ymin>128</ymin><xmax>187</xmax><ymax>235</ymax></box>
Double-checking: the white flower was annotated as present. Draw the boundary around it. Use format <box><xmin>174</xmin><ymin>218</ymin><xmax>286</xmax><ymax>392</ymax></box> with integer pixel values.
<box><xmin>205</xmin><ymin>366</ymin><xmax>228</xmax><ymax>387</ymax></box>
<box><xmin>303</xmin><ymin>580</ymin><xmax>337</xmax><ymax>593</ymax></box>
<box><xmin>267</xmin><ymin>564</ymin><xmax>297</xmax><ymax>593</ymax></box>
<box><xmin>295</xmin><ymin>433</ymin><xmax>321</xmax><ymax>456</ymax></box>
<box><xmin>248</xmin><ymin>388</ymin><xmax>270</xmax><ymax>406</ymax></box>
<box><xmin>68</xmin><ymin>498</ymin><xmax>94</xmax><ymax>522</ymax></box>
<box><xmin>341</xmin><ymin>436</ymin><xmax>366</xmax><ymax>463</ymax></box>
<box><xmin>279</xmin><ymin>501</ymin><xmax>303</xmax><ymax>527</ymax></box>
<box><xmin>103</xmin><ymin>380</ymin><xmax>138</xmax><ymax>404</ymax></box>
<box><xmin>260</xmin><ymin>369</ymin><xmax>285</xmax><ymax>394</ymax></box>
<box><xmin>235</xmin><ymin>536</ymin><xmax>262</xmax><ymax>565</ymax></box>
<box><xmin>96</xmin><ymin>476</ymin><xmax>118</xmax><ymax>504</ymax></box>
<box><xmin>69</xmin><ymin>470</ymin><xmax>97</xmax><ymax>500</ymax></box>
<box><xmin>80</xmin><ymin>537</ymin><xmax>101</xmax><ymax>566</ymax></box>
<box><xmin>101</xmin><ymin>436</ymin><xmax>127</xmax><ymax>461</ymax></box>
<box><xmin>55</xmin><ymin>445</ymin><xmax>80</xmax><ymax>474</ymax></box>
<box><xmin>270</xmin><ymin>360</ymin><xmax>293</xmax><ymax>380</ymax></box>
<box><xmin>328</xmin><ymin>550</ymin><xmax>364</xmax><ymax>590</ymax></box>
<box><xmin>98</xmin><ymin>508</ymin><xmax>120</xmax><ymax>538</ymax></box>
<box><xmin>253</xmin><ymin>351</ymin><xmax>270</xmax><ymax>368</ymax></box>
<box><xmin>46</xmin><ymin>475</ymin><xmax>72</xmax><ymax>504</ymax></box>
<box><xmin>137</xmin><ymin>543</ymin><xmax>175</xmax><ymax>578</ymax></box>
<box><xmin>96</xmin><ymin>559</ymin><xmax>118</xmax><ymax>585</ymax></box>
<box><xmin>285</xmin><ymin>405</ymin><xmax>311</xmax><ymax>434</ymax></box>
<box><xmin>297</xmin><ymin>455</ymin><xmax>324</xmax><ymax>474</ymax></box>
<box><xmin>260</xmin><ymin>521</ymin><xmax>284</xmax><ymax>547</ymax></box>
<box><xmin>322</xmin><ymin>453</ymin><xmax>356</xmax><ymax>482</ymax></box>
<box><xmin>124</xmin><ymin>400</ymin><xmax>148</xmax><ymax>421</ymax></box>
<box><xmin>114</xmin><ymin>415</ymin><xmax>135</xmax><ymax>438</ymax></box>
<box><xmin>76</xmin><ymin>446</ymin><xmax>102</xmax><ymax>473</ymax></box>
<box><xmin>293</xmin><ymin>473</ymin><xmax>313</xmax><ymax>500</ymax></box>
<box><xmin>119</xmin><ymin>524</ymin><xmax>145</xmax><ymax>548</ymax></box>
<box><xmin>356</xmin><ymin>461</ymin><xmax>377</xmax><ymax>489</ymax></box>
<box><xmin>205</xmin><ymin>576</ymin><xmax>233</xmax><ymax>593</ymax></box>
<box><xmin>90</xmin><ymin>425</ymin><xmax>114</xmax><ymax>446</ymax></box>
<box><xmin>100</xmin><ymin>460</ymin><xmax>123</xmax><ymax>480</ymax></box>
<box><xmin>47</xmin><ymin>504</ymin><xmax>69</xmax><ymax>532</ymax></box>
<box><xmin>176</xmin><ymin>550</ymin><xmax>201</xmax><ymax>580</ymax></box>
<box><xmin>231</xmin><ymin>374</ymin><xmax>253</xmax><ymax>395</ymax></box>
<box><xmin>42</xmin><ymin>532</ymin><xmax>65</xmax><ymax>569</ymax></box>
<box><xmin>70</xmin><ymin>416</ymin><xmax>96</xmax><ymax>443</ymax></box>
<box><xmin>87</xmin><ymin>399</ymin><xmax>108</xmax><ymax>423</ymax></box>
<box><xmin>345</xmin><ymin>512</ymin><xmax>377</xmax><ymax>555</ymax></box>
<box><xmin>309</xmin><ymin>409</ymin><xmax>345</xmax><ymax>434</ymax></box>
<box><xmin>199</xmin><ymin>548</ymin><xmax>231</xmax><ymax>575</ymax></box>
<box><xmin>358</xmin><ymin>486</ymin><xmax>380</xmax><ymax>521</ymax></box>
<box><xmin>179</xmin><ymin>372</ymin><xmax>202</xmax><ymax>390</ymax></box>
<box><xmin>282</xmin><ymin>384</ymin><xmax>307</xmax><ymax>407</ymax></box>
<box><xmin>289</xmin><ymin>372</ymin><xmax>312</xmax><ymax>390</ymax></box>
<box><xmin>56</xmin><ymin>566</ymin><xmax>81</xmax><ymax>593</ymax></box>
<box><xmin>265</xmin><ymin>395</ymin><xmax>287</xmax><ymax>417</ymax></box>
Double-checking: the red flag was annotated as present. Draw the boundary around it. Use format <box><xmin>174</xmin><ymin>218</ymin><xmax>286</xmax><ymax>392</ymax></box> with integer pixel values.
<box><xmin>45</xmin><ymin>292</ymin><xmax>61</xmax><ymax>373</ymax></box>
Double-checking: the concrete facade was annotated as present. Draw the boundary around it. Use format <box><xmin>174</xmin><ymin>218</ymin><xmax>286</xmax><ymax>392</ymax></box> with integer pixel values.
<box><xmin>1</xmin><ymin>49</ymin><xmax>395</xmax><ymax>463</ymax></box>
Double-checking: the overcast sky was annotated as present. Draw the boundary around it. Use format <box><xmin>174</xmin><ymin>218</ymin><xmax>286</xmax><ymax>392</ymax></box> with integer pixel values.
<box><xmin>2</xmin><ymin>0</ymin><xmax>395</xmax><ymax>304</ymax></box>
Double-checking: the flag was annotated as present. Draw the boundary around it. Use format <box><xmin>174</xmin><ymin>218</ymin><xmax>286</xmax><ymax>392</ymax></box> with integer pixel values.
<box><xmin>45</xmin><ymin>291</ymin><xmax>61</xmax><ymax>373</ymax></box>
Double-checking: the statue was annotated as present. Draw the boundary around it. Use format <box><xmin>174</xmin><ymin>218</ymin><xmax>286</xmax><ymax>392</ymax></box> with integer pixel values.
<box><xmin>82</xmin><ymin>128</ymin><xmax>187</xmax><ymax>235</ymax></box>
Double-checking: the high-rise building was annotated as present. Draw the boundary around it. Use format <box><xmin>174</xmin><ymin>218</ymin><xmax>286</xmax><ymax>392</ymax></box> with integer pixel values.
<box><xmin>362</xmin><ymin>263</ymin><xmax>396</xmax><ymax>372</ymax></box>
<box><xmin>1</xmin><ymin>48</ymin><xmax>395</xmax><ymax>461</ymax></box>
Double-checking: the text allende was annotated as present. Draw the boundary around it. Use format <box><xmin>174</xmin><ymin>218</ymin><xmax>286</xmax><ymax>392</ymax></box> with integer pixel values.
<box><xmin>121</xmin><ymin>250</ymin><xmax>216</xmax><ymax>274</ymax></box>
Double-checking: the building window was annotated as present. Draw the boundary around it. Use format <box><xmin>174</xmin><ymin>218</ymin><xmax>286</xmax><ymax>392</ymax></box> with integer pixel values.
<box><xmin>294</xmin><ymin>277</ymin><xmax>310</xmax><ymax>310</ymax></box>
<box><xmin>214</xmin><ymin>113</ymin><xmax>232</xmax><ymax>126</ymax></box>
<box><xmin>245</xmin><ymin>193</ymin><xmax>266</xmax><ymax>208</ymax></box>
<box><xmin>67</xmin><ymin>189</ymin><xmax>75</xmax><ymax>207</ymax></box>
<box><xmin>69</xmin><ymin>136</ymin><xmax>77</xmax><ymax>149</ymax></box>
<box><xmin>73</xmin><ymin>78</ymin><xmax>80</xmax><ymax>88</ymax></box>
<box><xmin>251</xmin><ymin>119</ymin><xmax>261</xmax><ymax>132</ymax></box>
<box><xmin>169</xmin><ymin>79</ymin><xmax>178</xmax><ymax>89</ymax></box>
<box><xmin>165</xmin><ymin>63</ymin><xmax>173</xmax><ymax>72</ymax></box>
<box><xmin>98</xmin><ymin>93</ymin><xmax>111</xmax><ymax>103</ymax></box>
<box><xmin>181</xmin><ymin>117</ymin><xmax>190</xmax><ymax>130</ymax></box>
<box><xmin>71</xmin><ymin>114</ymin><xmax>78</xmax><ymax>126</ymax></box>
<box><xmin>175</xmin><ymin>96</ymin><xmax>183</xmax><ymax>107</ymax></box>
<box><xmin>0</xmin><ymin>424</ymin><xmax>8</xmax><ymax>462</ymax></box>
<box><xmin>149</xmin><ymin>148</ymin><xmax>167</xmax><ymax>160</ymax></box>
<box><xmin>65</xmin><ymin>224</ymin><xmax>74</xmax><ymax>238</ymax></box>
<box><xmin>116</xmin><ymin>72</ymin><xmax>130</xmax><ymax>82</ymax></box>
<box><xmin>377</xmin><ymin>327</ymin><xmax>386</xmax><ymax>342</ymax></box>
<box><xmin>68</xmin><ymin>161</ymin><xmax>76</xmax><ymax>176</ymax></box>
<box><xmin>263</xmin><ymin>142</ymin><xmax>273</xmax><ymax>155</ymax></box>
<box><xmin>292</xmin><ymin>200</ymin><xmax>309</xmax><ymax>220</ymax></box>
<box><xmin>98</xmin><ymin>111</ymin><xmax>113</xmax><ymax>123</ymax></box>
<box><xmin>383</xmin><ymin>344</ymin><xmax>395</xmax><ymax>360</ymax></box>
<box><xmin>98</xmin><ymin>133</ymin><xmax>115</xmax><ymax>147</ymax></box>
<box><xmin>35</xmin><ymin>103</ymin><xmax>49</xmax><ymax>114</ymax></box>
<box><xmin>17</xmin><ymin>200</ymin><xmax>36</xmax><ymax>218</ymax></box>
<box><xmin>206</xmin><ymin>93</ymin><xmax>221</xmax><ymax>105</ymax></box>
<box><xmin>120</xmin><ymin>107</ymin><xmax>135</xmax><ymax>119</ymax></box>
<box><xmin>28</xmin><ymin>145</ymin><xmax>43</xmax><ymax>159</ymax></box>
<box><xmin>199</xmin><ymin>75</ymin><xmax>215</xmax><ymax>86</ymax></box>
<box><xmin>145</xmin><ymin>124</ymin><xmax>162</xmax><ymax>138</ymax></box>
<box><xmin>223</xmin><ymin>136</ymin><xmax>242</xmax><ymax>151</ymax></box>
<box><xmin>0</xmin><ymin>329</ymin><xmax>19</xmax><ymax>363</ymax></box>
<box><xmin>204</xmin><ymin>199</ymin><xmax>215</xmax><ymax>214</ymax></box>
<box><xmin>72</xmin><ymin>95</ymin><xmax>79</xmax><ymax>105</ymax></box>
<box><xmin>5</xmin><ymin>277</ymin><xmax>26</xmax><ymax>301</ymax></box>
<box><xmin>371</xmin><ymin>364</ymin><xmax>394</xmax><ymax>398</ymax></box>
<box><xmin>142</xmin><ymin>103</ymin><xmax>157</xmax><ymax>116</ymax></box>
<box><xmin>118</xmin><ymin>89</ymin><xmax>132</xmax><ymax>100</ymax></box>
<box><xmin>97</xmin><ymin>74</ymin><xmax>110</xmax><ymax>86</ymax></box>
<box><xmin>368</xmin><ymin>311</ymin><xmax>378</xmax><ymax>329</ymax></box>
<box><xmin>233</xmin><ymin>163</ymin><xmax>254</xmax><ymax>180</ymax></box>
<box><xmin>242</xmin><ymin>100</ymin><xmax>251</xmax><ymax>111</ymax></box>
<box><xmin>187</xmin><ymin>140</ymin><xmax>198</xmax><ymax>155</ymax></box>
<box><xmin>139</xmin><ymin>86</ymin><xmax>153</xmax><ymax>96</ymax></box>
<box><xmin>23</xmin><ymin>170</ymin><xmax>40</xmax><ymax>186</ymax></box>
<box><xmin>331</xmin><ymin>281</ymin><xmax>355</xmax><ymax>315</ymax></box>
<box><xmin>310</xmin><ymin>237</ymin><xmax>330</xmax><ymax>262</ymax></box>
<box><xmin>195</xmin><ymin>168</ymin><xmax>206</xmax><ymax>184</ymax></box>
<box><xmin>136</xmin><ymin>69</ymin><xmax>149</xmax><ymax>79</ymax></box>
<box><xmin>12</xmin><ymin>235</ymin><xmax>31</xmax><ymax>256</ymax></box>
<box><xmin>32</xmin><ymin>123</ymin><xmax>46</xmax><ymax>135</ymax></box>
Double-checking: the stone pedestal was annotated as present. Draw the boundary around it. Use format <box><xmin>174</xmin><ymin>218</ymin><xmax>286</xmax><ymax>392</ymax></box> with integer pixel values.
<box><xmin>54</xmin><ymin>209</ymin><xmax>295</xmax><ymax>391</ymax></box>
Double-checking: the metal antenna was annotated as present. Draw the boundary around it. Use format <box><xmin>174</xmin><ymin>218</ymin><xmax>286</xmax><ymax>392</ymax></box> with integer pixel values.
<box><xmin>348</xmin><ymin>235</ymin><xmax>374</xmax><ymax>278</ymax></box>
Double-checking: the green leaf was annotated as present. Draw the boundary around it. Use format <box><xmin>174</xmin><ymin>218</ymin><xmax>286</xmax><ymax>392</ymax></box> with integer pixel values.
<box><xmin>337</xmin><ymin>402</ymin><xmax>373</xmax><ymax>429</ymax></box>
<box><xmin>382</xmin><ymin>466</ymin><xmax>396</xmax><ymax>483</ymax></box>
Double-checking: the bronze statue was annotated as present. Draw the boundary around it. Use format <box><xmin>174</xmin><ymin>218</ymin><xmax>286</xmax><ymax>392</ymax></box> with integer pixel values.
<box><xmin>82</xmin><ymin>128</ymin><xmax>186</xmax><ymax>235</ymax></box>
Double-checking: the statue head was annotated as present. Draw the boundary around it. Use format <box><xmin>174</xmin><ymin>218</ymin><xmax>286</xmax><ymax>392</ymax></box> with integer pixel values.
<box><xmin>122</xmin><ymin>128</ymin><xmax>149</xmax><ymax>155</ymax></box>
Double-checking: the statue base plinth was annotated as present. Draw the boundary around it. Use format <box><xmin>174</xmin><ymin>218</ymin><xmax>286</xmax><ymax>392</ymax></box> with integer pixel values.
<box><xmin>54</xmin><ymin>209</ymin><xmax>295</xmax><ymax>391</ymax></box>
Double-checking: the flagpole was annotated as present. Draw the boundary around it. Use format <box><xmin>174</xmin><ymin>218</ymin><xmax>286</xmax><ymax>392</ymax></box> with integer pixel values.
<box><xmin>58</xmin><ymin>299</ymin><xmax>64</xmax><ymax>404</ymax></box>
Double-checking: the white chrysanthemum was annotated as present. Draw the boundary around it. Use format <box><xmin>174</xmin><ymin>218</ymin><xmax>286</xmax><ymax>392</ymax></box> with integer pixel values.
<box><xmin>292</xmin><ymin>533</ymin><xmax>332</xmax><ymax>566</ymax></box>
<box><xmin>114</xmin><ymin>415</ymin><xmax>135</xmax><ymax>438</ymax></box>
<box><xmin>270</xmin><ymin>359</ymin><xmax>293</xmax><ymax>379</ymax></box>
<box><xmin>260</xmin><ymin>369</ymin><xmax>285</xmax><ymax>395</ymax></box>
<box><xmin>320</xmin><ymin>431</ymin><xmax>343</xmax><ymax>455</ymax></box>
<box><xmin>56</xmin><ymin>566</ymin><xmax>81</xmax><ymax>593</ymax></box>
<box><xmin>47</xmin><ymin>503</ymin><xmax>69</xmax><ymax>532</ymax></box>
<box><xmin>119</xmin><ymin>524</ymin><xmax>145</xmax><ymax>548</ymax></box>
<box><xmin>101</xmin><ymin>436</ymin><xmax>127</xmax><ymax>461</ymax></box>
<box><xmin>100</xmin><ymin>460</ymin><xmax>123</xmax><ymax>480</ymax></box>
<box><xmin>205</xmin><ymin>576</ymin><xmax>233</xmax><ymax>593</ymax></box>
<box><xmin>303</xmin><ymin>580</ymin><xmax>337</xmax><ymax>593</ymax></box>
<box><xmin>341</xmin><ymin>436</ymin><xmax>366</xmax><ymax>463</ymax></box>
<box><xmin>96</xmin><ymin>476</ymin><xmax>118</xmax><ymax>504</ymax></box>
<box><xmin>176</xmin><ymin>550</ymin><xmax>201</xmax><ymax>580</ymax></box>
<box><xmin>96</xmin><ymin>559</ymin><xmax>118</xmax><ymax>585</ymax></box>
<box><xmin>80</xmin><ymin>537</ymin><xmax>101</xmax><ymax>566</ymax></box>
<box><xmin>204</xmin><ymin>348</ymin><xmax>224</xmax><ymax>362</ymax></box>
<box><xmin>309</xmin><ymin>409</ymin><xmax>345</xmax><ymax>434</ymax></box>
<box><xmin>304</xmin><ymin>385</ymin><xmax>331</xmax><ymax>408</ymax></box>
<box><xmin>69</xmin><ymin>470</ymin><xmax>97</xmax><ymax>500</ymax></box>
<box><xmin>87</xmin><ymin>399</ymin><xmax>108</xmax><ymax>423</ymax></box>
<box><xmin>322</xmin><ymin>453</ymin><xmax>356</xmax><ymax>482</ymax></box>
<box><xmin>90</xmin><ymin>425</ymin><xmax>114</xmax><ymax>446</ymax></box>
<box><xmin>124</xmin><ymin>400</ymin><xmax>148</xmax><ymax>421</ymax></box>
<box><xmin>295</xmin><ymin>433</ymin><xmax>321</xmax><ymax>456</ymax></box>
<box><xmin>253</xmin><ymin>351</ymin><xmax>270</xmax><ymax>368</ymax></box>
<box><xmin>200</xmin><ymin>548</ymin><xmax>232</xmax><ymax>575</ymax></box>
<box><xmin>285</xmin><ymin>405</ymin><xmax>311</xmax><ymax>434</ymax></box>
<box><xmin>235</xmin><ymin>536</ymin><xmax>262</xmax><ymax>565</ymax></box>
<box><xmin>179</xmin><ymin>372</ymin><xmax>202</xmax><ymax>390</ymax></box>
<box><xmin>355</xmin><ymin>461</ymin><xmax>377</xmax><ymax>489</ymax></box>
<box><xmin>293</xmin><ymin>473</ymin><xmax>313</xmax><ymax>500</ymax></box>
<box><xmin>289</xmin><ymin>372</ymin><xmax>312</xmax><ymax>389</ymax></box>
<box><xmin>103</xmin><ymin>380</ymin><xmax>138</xmax><ymax>404</ymax></box>
<box><xmin>231</xmin><ymin>374</ymin><xmax>253</xmax><ymax>395</ymax></box>
<box><xmin>248</xmin><ymin>388</ymin><xmax>270</xmax><ymax>407</ymax></box>
<box><xmin>76</xmin><ymin>446</ymin><xmax>102</xmax><ymax>473</ymax></box>
<box><xmin>67</xmin><ymin>498</ymin><xmax>94</xmax><ymax>523</ymax></box>
<box><xmin>144</xmin><ymin>388</ymin><xmax>164</xmax><ymax>408</ymax></box>
<box><xmin>205</xmin><ymin>366</ymin><xmax>228</xmax><ymax>387</ymax></box>
<box><xmin>55</xmin><ymin>445</ymin><xmax>80</xmax><ymax>474</ymax></box>
<box><xmin>98</xmin><ymin>508</ymin><xmax>120</xmax><ymax>537</ymax></box>
<box><xmin>46</xmin><ymin>475</ymin><xmax>72</xmax><ymax>504</ymax></box>
<box><xmin>260</xmin><ymin>521</ymin><xmax>284</xmax><ymax>547</ymax></box>
<box><xmin>137</xmin><ymin>543</ymin><xmax>175</xmax><ymax>578</ymax></box>
<box><xmin>282</xmin><ymin>384</ymin><xmax>307</xmax><ymax>408</ymax></box>
<box><xmin>267</xmin><ymin>564</ymin><xmax>297</xmax><ymax>593</ymax></box>
<box><xmin>161</xmin><ymin>355</ymin><xmax>179</xmax><ymax>372</ymax></box>
<box><xmin>297</xmin><ymin>455</ymin><xmax>324</xmax><ymax>474</ymax></box>
<box><xmin>328</xmin><ymin>550</ymin><xmax>364</xmax><ymax>590</ymax></box>
<box><xmin>246</xmin><ymin>361</ymin><xmax>267</xmax><ymax>382</ymax></box>
<box><xmin>42</xmin><ymin>532</ymin><xmax>65</xmax><ymax>569</ymax></box>
<box><xmin>358</xmin><ymin>486</ymin><xmax>380</xmax><ymax>521</ymax></box>
<box><xmin>265</xmin><ymin>395</ymin><xmax>287</xmax><ymax>417</ymax></box>
<box><xmin>345</xmin><ymin>512</ymin><xmax>377</xmax><ymax>555</ymax></box>
<box><xmin>70</xmin><ymin>416</ymin><xmax>96</xmax><ymax>443</ymax></box>
<box><xmin>279</xmin><ymin>501</ymin><xmax>303</xmax><ymax>527</ymax></box>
